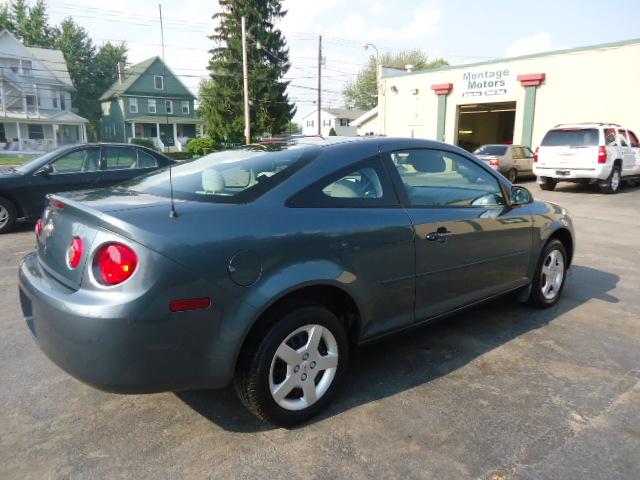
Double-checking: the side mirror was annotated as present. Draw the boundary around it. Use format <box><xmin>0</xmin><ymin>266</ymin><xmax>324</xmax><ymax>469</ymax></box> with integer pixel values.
<box><xmin>35</xmin><ymin>164</ymin><xmax>53</xmax><ymax>176</ymax></box>
<box><xmin>511</xmin><ymin>185</ymin><xmax>533</xmax><ymax>205</ymax></box>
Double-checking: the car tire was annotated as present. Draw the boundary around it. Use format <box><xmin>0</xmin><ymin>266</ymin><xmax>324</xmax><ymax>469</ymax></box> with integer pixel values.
<box><xmin>538</xmin><ymin>177</ymin><xmax>557</xmax><ymax>191</ymax></box>
<box><xmin>600</xmin><ymin>165</ymin><xmax>621</xmax><ymax>194</ymax></box>
<box><xmin>506</xmin><ymin>168</ymin><xmax>517</xmax><ymax>183</ymax></box>
<box><xmin>235</xmin><ymin>302</ymin><xmax>349</xmax><ymax>427</ymax></box>
<box><xmin>0</xmin><ymin>197</ymin><xmax>17</xmax><ymax>234</ymax></box>
<box><xmin>526</xmin><ymin>239</ymin><xmax>568</xmax><ymax>309</ymax></box>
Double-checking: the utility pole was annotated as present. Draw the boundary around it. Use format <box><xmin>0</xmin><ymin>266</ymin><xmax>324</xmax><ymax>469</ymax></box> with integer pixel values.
<box><xmin>317</xmin><ymin>35</ymin><xmax>322</xmax><ymax>136</ymax></box>
<box><xmin>241</xmin><ymin>16</ymin><xmax>251</xmax><ymax>145</ymax></box>
<box><xmin>158</xmin><ymin>4</ymin><xmax>165</xmax><ymax>60</ymax></box>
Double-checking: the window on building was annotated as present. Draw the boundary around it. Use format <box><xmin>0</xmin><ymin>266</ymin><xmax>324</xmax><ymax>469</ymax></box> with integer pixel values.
<box><xmin>339</xmin><ymin>118</ymin><xmax>350</xmax><ymax>127</ymax></box>
<box><xmin>148</xmin><ymin>99</ymin><xmax>157</xmax><ymax>113</ymax></box>
<box><xmin>0</xmin><ymin>123</ymin><xmax>6</xmax><ymax>143</ymax></box>
<box><xmin>129</xmin><ymin>97</ymin><xmax>138</xmax><ymax>113</ymax></box>
<box><xmin>101</xmin><ymin>102</ymin><xmax>111</xmax><ymax>116</ymax></box>
<box><xmin>154</xmin><ymin>75</ymin><xmax>164</xmax><ymax>90</ymax></box>
<box><xmin>60</xmin><ymin>95</ymin><xmax>66</xmax><ymax>110</ymax></box>
<box><xmin>22</xmin><ymin>60</ymin><xmax>32</xmax><ymax>76</ymax></box>
<box><xmin>165</xmin><ymin>100</ymin><xmax>173</xmax><ymax>114</ymax></box>
<box><xmin>28</xmin><ymin>124</ymin><xmax>44</xmax><ymax>140</ymax></box>
<box><xmin>26</xmin><ymin>95</ymin><xmax>36</xmax><ymax>107</ymax></box>
<box><xmin>323</xmin><ymin>119</ymin><xmax>332</xmax><ymax>127</ymax></box>
<box><xmin>307</xmin><ymin>120</ymin><xmax>314</xmax><ymax>127</ymax></box>
<box><xmin>52</xmin><ymin>97</ymin><xmax>58</xmax><ymax>109</ymax></box>
<box><xmin>181</xmin><ymin>101</ymin><xmax>189</xmax><ymax>114</ymax></box>
<box><xmin>112</xmin><ymin>124</ymin><xmax>117</xmax><ymax>136</ymax></box>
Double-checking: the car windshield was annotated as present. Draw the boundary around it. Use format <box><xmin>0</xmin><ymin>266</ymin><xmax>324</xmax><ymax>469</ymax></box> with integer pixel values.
<box><xmin>474</xmin><ymin>145</ymin><xmax>508</xmax><ymax>156</ymax></box>
<box><xmin>14</xmin><ymin>149</ymin><xmax>68</xmax><ymax>174</ymax></box>
<box><xmin>126</xmin><ymin>144</ymin><xmax>320</xmax><ymax>203</ymax></box>
<box><xmin>541</xmin><ymin>129</ymin><xmax>599</xmax><ymax>147</ymax></box>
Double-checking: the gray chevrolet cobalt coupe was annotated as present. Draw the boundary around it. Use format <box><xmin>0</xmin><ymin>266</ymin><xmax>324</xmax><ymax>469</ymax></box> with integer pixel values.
<box><xmin>19</xmin><ymin>138</ymin><xmax>574</xmax><ymax>426</ymax></box>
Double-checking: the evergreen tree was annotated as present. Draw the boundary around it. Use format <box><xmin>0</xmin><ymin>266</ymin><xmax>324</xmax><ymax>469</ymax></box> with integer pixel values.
<box><xmin>344</xmin><ymin>50</ymin><xmax>448</xmax><ymax>111</ymax></box>
<box><xmin>0</xmin><ymin>0</ymin><xmax>56</xmax><ymax>47</ymax></box>
<box><xmin>201</xmin><ymin>0</ymin><xmax>295</xmax><ymax>142</ymax></box>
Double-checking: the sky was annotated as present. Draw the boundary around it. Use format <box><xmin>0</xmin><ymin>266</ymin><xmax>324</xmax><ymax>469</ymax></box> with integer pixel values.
<box><xmin>44</xmin><ymin>0</ymin><xmax>640</xmax><ymax>123</ymax></box>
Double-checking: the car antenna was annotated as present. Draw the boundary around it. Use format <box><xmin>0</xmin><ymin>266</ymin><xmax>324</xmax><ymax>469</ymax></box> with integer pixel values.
<box><xmin>159</xmin><ymin>3</ymin><xmax>178</xmax><ymax>219</ymax></box>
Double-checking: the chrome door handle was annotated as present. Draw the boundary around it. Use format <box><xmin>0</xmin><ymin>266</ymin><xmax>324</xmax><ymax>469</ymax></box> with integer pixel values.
<box><xmin>426</xmin><ymin>228</ymin><xmax>452</xmax><ymax>243</ymax></box>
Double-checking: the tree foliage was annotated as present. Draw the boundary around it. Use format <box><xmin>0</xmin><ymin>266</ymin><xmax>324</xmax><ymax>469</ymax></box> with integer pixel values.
<box><xmin>200</xmin><ymin>0</ymin><xmax>295</xmax><ymax>142</ymax></box>
<box><xmin>0</xmin><ymin>2</ymin><xmax>127</xmax><ymax>137</ymax></box>
<box><xmin>344</xmin><ymin>50</ymin><xmax>448</xmax><ymax>111</ymax></box>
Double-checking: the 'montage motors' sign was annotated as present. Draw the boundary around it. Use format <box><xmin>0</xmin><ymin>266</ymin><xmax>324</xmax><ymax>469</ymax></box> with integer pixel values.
<box><xmin>461</xmin><ymin>68</ymin><xmax>511</xmax><ymax>98</ymax></box>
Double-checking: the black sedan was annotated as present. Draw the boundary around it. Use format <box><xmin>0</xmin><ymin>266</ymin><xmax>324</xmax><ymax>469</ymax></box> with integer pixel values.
<box><xmin>0</xmin><ymin>143</ymin><xmax>173</xmax><ymax>233</ymax></box>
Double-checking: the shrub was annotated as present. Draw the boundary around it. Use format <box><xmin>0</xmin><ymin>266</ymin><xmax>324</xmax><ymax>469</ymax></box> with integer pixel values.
<box><xmin>328</xmin><ymin>127</ymin><xmax>337</xmax><ymax>136</ymax></box>
<box><xmin>131</xmin><ymin>138</ymin><xmax>156</xmax><ymax>150</ymax></box>
<box><xmin>186</xmin><ymin>137</ymin><xmax>217</xmax><ymax>156</ymax></box>
<box><xmin>165</xmin><ymin>151</ymin><xmax>193</xmax><ymax>161</ymax></box>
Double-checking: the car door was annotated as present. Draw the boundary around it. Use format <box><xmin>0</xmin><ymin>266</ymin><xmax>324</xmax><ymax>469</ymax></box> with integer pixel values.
<box><xmin>521</xmin><ymin>146</ymin><xmax>535</xmax><ymax>173</ymax></box>
<box><xmin>23</xmin><ymin>146</ymin><xmax>102</xmax><ymax>218</ymax></box>
<box><xmin>98</xmin><ymin>145</ymin><xmax>155</xmax><ymax>188</ymax></box>
<box><xmin>618</xmin><ymin>130</ymin><xmax>636</xmax><ymax>176</ymax></box>
<box><xmin>383</xmin><ymin>147</ymin><xmax>533</xmax><ymax>321</ymax></box>
<box><xmin>509</xmin><ymin>146</ymin><xmax>522</xmax><ymax>172</ymax></box>
<box><xmin>288</xmin><ymin>155</ymin><xmax>416</xmax><ymax>338</ymax></box>
<box><xmin>627</xmin><ymin>130</ymin><xmax>640</xmax><ymax>175</ymax></box>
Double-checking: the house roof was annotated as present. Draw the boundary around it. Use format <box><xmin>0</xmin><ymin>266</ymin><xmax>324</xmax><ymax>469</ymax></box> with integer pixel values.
<box><xmin>0</xmin><ymin>109</ymin><xmax>88</xmax><ymax>123</ymax></box>
<box><xmin>301</xmin><ymin>108</ymin><xmax>366</xmax><ymax>121</ymax></box>
<box><xmin>99</xmin><ymin>56</ymin><xmax>196</xmax><ymax>102</ymax></box>
<box><xmin>27</xmin><ymin>47</ymin><xmax>73</xmax><ymax>87</ymax></box>
<box><xmin>99</xmin><ymin>57</ymin><xmax>157</xmax><ymax>101</ymax></box>
<box><xmin>351</xmin><ymin>106</ymin><xmax>378</xmax><ymax>127</ymax></box>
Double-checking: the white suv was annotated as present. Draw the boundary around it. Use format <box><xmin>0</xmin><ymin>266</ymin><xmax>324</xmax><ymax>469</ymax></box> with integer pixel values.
<box><xmin>533</xmin><ymin>123</ymin><xmax>640</xmax><ymax>193</ymax></box>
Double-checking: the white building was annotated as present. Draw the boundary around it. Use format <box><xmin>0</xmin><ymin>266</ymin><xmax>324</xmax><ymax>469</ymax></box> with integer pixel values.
<box><xmin>351</xmin><ymin>106</ymin><xmax>380</xmax><ymax>136</ymax></box>
<box><xmin>301</xmin><ymin>108</ymin><xmax>365</xmax><ymax>137</ymax></box>
<box><xmin>0</xmin><ymin>29</ymin><xmax>88</xmax><ymax>153</ymax></box>
<box><xmin>377</xmin><ymin>38</ymin><xmax>640</xmax><ymax>151</ymax></box>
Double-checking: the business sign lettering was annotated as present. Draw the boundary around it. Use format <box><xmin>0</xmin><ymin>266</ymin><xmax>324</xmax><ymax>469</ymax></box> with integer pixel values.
<box><xmin>462</xmin><ymin>68</ymin><xmax>511</xmax><ymax>97</ymax></box>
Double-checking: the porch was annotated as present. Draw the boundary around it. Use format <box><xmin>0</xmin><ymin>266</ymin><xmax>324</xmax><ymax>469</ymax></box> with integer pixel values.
<box><xmin>125</xmin><ymin>117</ymin><xmax>201</xmax><ymax>152</ymax></box>
<box><xmin>0</xmin><ymin>120</ymin><xmax>88</xmax><ymax>153</ymax></box>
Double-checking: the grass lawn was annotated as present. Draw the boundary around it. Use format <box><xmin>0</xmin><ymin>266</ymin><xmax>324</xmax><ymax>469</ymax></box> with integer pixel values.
<box><xmin>0</xmin><ymin>156</ymin><xmax>35</xmax><ymax>165</ymax></box>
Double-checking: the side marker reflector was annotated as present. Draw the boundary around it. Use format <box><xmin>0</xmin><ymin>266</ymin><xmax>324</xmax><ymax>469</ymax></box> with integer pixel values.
<box><xmin>169</xmin><ymin>297</ymin><xmax>212</xmax><ymax>312</ymax></box>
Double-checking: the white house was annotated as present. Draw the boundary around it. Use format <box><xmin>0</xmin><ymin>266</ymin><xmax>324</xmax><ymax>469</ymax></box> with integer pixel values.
<box><xmin>0</xmin><ymin>29</ymin><xmax>88</xmax><ymax>153</ymax></box>
<box><xmin>351</xmin><ymin>106</ymin><xmax>380</xmax><ymax>136</ymax></box>
<box><xmin>301</xmin><ymin>108</ymin><xmax>365</xmax><ymax>137</ymax></box>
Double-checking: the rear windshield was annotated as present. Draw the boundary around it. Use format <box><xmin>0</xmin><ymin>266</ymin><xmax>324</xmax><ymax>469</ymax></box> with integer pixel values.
<box><xmin>541</xmin><ymin>129</ymin><xmax>599</xmax><ymax>147</ymax></box>
<box><xmin>126</xmin><ymin>145</ymin><xmax>320</xmax><ymax>203</ymax></box>
<box><xmin>474</xmin><ymin>145</ymin><xmax>507</xmax><ymax>156</ymax></box>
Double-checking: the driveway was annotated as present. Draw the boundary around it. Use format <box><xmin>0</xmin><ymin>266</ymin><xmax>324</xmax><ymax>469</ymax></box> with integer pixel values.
<box><xmin>1</xmin><ymin>180</ymin><xmax>639</xmax><ymax>479</ymax></box>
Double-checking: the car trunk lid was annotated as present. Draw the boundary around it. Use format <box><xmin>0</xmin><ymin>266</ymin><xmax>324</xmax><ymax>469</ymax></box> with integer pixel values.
<box><xmin>538</xmin><ymin>128</ymin><xmax>600</xmax><ymax>169</ymax></box>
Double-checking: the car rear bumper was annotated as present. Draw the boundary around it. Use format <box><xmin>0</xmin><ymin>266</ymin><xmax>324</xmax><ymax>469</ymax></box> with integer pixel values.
<box><xmin>534</xmin><ymin>164</ymin><xmax>612</xmax><ymax>180</ymax></box>
<box><xmin>19</xmin><ymin>251</ymin><xmax>234</xmax><ymax>393</ymax></box>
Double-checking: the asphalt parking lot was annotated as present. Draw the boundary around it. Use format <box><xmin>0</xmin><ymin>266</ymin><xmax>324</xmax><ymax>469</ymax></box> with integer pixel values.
<box><xmin>1</xmin><ymin>179</ymin><xmax>639</xmax><ymax>480</ymax></box>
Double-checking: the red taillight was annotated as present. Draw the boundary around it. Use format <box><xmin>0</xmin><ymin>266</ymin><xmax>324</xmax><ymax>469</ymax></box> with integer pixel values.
<box><xmin>51</xmin><ymin>199</ymin><xmax>65</xmax><ymax>210</ymax></box>
<box><xmin>67</xmin><ymin>237</ymin><xmax>83</xmax><ymax>269</ymax></box>
<box><xmin>489</xmin><ymin>159</ymin><xmax>499</xmax><ymax>168</ymax></box>
<box><xmin>95</xmin><ymin>243</ymin><xmax>138</xmax><ymax>285</ymax></box>
<box><xmin>35</xmin><ymin>219</ymin><xmax>43</xmax><ymax>239</ymax></box>
<box><xmin>598</xmin><ymin>146</ymin><xmax>607</xmax><ymax>164</ymax></box>
<box><xmin>534</xmin><ymin>147</ymin><xmax>539</xmax><ymax>163</ymax></box>
<box><xmin>169</xmin><ymin>297</ymin><xmax>212</xmax><ymax>312</ymax></box>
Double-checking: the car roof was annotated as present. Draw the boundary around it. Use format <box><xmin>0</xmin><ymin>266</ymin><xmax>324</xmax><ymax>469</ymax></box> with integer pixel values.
<box><xmin>553</xmin><ymin>123</ymin><xmax>621</xmax><ymax>129</ymax></box>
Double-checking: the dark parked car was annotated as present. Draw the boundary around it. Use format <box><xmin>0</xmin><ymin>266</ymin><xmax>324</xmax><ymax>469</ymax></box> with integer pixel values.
<box><xmin>0</xmin><ymin>143</ymin><xmax>173</xmax><ymax>233</ymax></box>
<box><xmin>19</xmin><ymin>138</ymin><xmax>574</xmax><ymax>426</ymax></box>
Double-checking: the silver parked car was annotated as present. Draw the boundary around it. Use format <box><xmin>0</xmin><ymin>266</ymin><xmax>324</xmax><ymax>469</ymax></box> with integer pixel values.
<box><xmin>474</xmin><ymin>144</ymin><xmax>535</xmax><ymax>183</ymax></box>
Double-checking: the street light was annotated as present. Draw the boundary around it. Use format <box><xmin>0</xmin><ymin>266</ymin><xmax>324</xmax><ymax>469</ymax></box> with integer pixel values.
<box><xmin>364</xmin><ymin>43</ymin><xmax>380</xmax><ymax>83</ymax></box>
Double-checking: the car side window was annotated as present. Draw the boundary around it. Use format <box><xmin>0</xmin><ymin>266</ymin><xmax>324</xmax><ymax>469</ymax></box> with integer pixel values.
<box><xmin>289</xmin><ymin>157</ymin><xmax>397</xmax><ymax>208</ymax></box>
<box><xmin>628</xmin><ymin>131</ymin><xmax>640</xmax><ymax>147</ymax></box>
<box><xmin>618</xmin><ymin>130</ymin><xmax>629</xmax><ymax>147</ymax></box>
<box><xmin>511</xmin><ymin>147</ymin><xmax>523</xmax><ymax>159</ymax></box>
<box><xmin>389</xmin><ymin>149</ymin><xmax>505</xmax><ymax>207</ymax></box>
<box><xmin>604</xmin><ymin>128</ymin><xmax>617</xmax><ymax>146</ymax></box>
<box><xmin>137</xmin><ymin>150</ymin><xmax>158</xmax><ymax>169</ymax></box>
<box><xmin>50</xmin><ymin>148</ymin><xmax>100</xmax><ymax>174</ymax></box>
<box><xmin>105</xmin><ymin>147</ymin><xmax>137</xmax><ymax>170</ymax></box>
<box><xmin>523</xmin><ymin>147</ymin><xmax>534</xmax><ymax>157</ymax></box>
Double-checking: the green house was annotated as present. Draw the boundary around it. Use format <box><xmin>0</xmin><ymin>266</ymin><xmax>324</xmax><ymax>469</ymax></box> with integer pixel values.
<box><xmin>99</xmin><ymin>56</ymin><xmax>202</xmax><ymax>151</ymax></box>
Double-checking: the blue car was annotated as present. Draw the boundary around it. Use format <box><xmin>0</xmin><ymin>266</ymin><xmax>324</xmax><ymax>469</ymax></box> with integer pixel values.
<box><xmin>19</xmin><ymin>137</ymin><xmax>574</xmax><ymax>426</ymax></box>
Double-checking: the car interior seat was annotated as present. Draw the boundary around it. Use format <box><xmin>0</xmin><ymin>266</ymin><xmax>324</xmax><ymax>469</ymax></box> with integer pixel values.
<box><xmin>199</xmin><ymin>169</ymin><xmax>226</xmax><ymax>195</ymax></box>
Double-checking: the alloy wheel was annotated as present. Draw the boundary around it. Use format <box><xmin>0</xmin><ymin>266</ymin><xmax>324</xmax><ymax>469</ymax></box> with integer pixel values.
<box><xmin>268</xmin><ymin>324</ymin><xmax>339</xmax><ymax>411</ymax></box>
<box><xmin>0</xmin><ymin>205</ymin><xmax>8</xmax><ymax>229</ymax></box>
<box><xmin>540</xmin><ymin>249</ymin><xmax>565</xmax><ymax>300</ymax></box>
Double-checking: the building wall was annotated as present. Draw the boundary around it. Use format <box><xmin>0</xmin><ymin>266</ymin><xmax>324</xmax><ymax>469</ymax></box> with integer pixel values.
<box><xmin>302</xmin><ymin>110</ymin><xmax>359</xmax><ymax>136</ymax></box>
<box><xmin>379</xmin><ymin>39</ymin><xmax>640</xmax><ymax>148</ymax></box>
<box><xmin>356</xmin><ymin>114</ymin><xmax>380</xmax><ymax>136</ymax></box>
<box><xmin>123</xmin><ymin>96</ymin><xmax>195</xmax><ymax>119</ymax></box>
